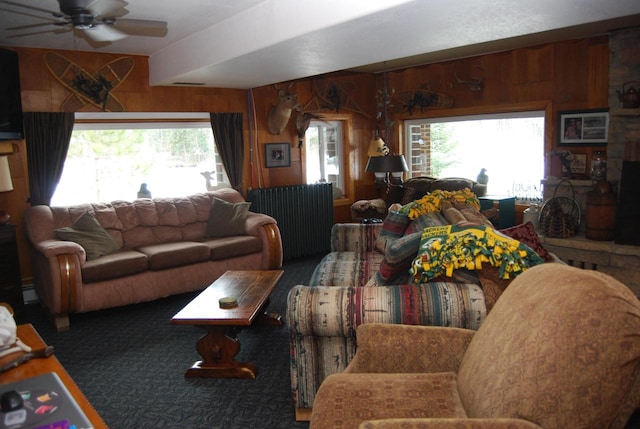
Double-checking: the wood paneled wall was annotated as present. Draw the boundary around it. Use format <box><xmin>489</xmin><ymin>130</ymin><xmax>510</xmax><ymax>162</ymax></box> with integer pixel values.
<box><xmin>1</xmin><ymin>33</ymin><xmax>611</xmax><ymax>284</ymax></box>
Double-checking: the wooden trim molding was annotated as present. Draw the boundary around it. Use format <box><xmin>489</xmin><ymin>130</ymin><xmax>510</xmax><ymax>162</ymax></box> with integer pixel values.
<box><xmin>55</xmin><ymin>254</ymin><xmax>78</xmax><ymax>331</ymax></box>
<box><xmin>263</xmin><ymin>223</ymin><xmax>283</xmax><ymax>269</ymax></box>
<box><xmin>295</xmin><ymin>407</ymin><xmax>312</xmax><ymax>422</ymax></box>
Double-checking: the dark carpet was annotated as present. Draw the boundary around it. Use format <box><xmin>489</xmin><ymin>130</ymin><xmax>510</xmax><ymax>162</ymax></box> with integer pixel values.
<box><xmin>16</xmin><ymin>255</ymin><xmax>323</xmax><ymax>429</ymax></box>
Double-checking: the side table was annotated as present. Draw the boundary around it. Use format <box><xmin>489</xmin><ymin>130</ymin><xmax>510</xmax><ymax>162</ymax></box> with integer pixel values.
<box><xmin>0</xmin><ymin>223</ymin><xmax>24</xmax><ymax>317</ymax></box>
<box><xmin>0</xmin><ymin>324</ymin><xmax>107</xmax><ymax>429</ymax></box>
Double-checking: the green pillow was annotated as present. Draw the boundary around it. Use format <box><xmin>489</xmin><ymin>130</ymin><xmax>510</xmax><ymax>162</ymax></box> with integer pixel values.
<box><xmin>55</xmin><ymin>212</ymin><xmax>119</xmax><ymax>261</ymax></box>
<box><xmin>205</xmin><ymin>197</ymin><xmax>251</xmax><ymax>238</ymax></box>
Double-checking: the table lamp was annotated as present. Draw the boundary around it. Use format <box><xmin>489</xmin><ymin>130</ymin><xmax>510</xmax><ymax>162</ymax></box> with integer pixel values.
<box><xmin>387</xmin><ymin>154</ymin><xmax>409</xmax><ymax>185</ymax></box>
<box><xmin>365</xmin><ymin>154</ymin><xmax>409</xmax><ymax>195</ymax></box>
<box><xmin>0</xmin><ymin>156</ymin><xmax>14</xmax><ymax>225</ymax></box>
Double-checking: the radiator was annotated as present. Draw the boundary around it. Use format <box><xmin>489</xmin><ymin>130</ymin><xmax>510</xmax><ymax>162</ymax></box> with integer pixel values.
<box><xmin>247</xmin><ymin>184</ymin><xmax>334</xmax><ymax>261</ymax></box>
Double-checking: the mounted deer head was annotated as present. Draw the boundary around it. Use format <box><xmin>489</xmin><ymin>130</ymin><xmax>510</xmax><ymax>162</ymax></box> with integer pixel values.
<box><xmin>454</xmin><ymin>61</ymin><xmax>485</xmax><ymax>91</ymax></box>
<box><xmin>295</xmin><ymin>111</ymin><xmax>323</xmax><ymax>148</ymax></box>
<box><xmin>267</xmin><ymin>83</ymin><xmax>300</xmax><ymax>135</ymax></box>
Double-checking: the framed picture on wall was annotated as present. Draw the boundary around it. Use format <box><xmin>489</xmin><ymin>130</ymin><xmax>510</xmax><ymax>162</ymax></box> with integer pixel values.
<box><xmin>558</xmin><ymin>109</ymin><xmax>609</xmax><ymax>146</ymax></box>
<box><xmin>560</xmin><ymin>152</ymin><xmax>588</xmax><ymax>177</ymax></box>
<box><xmin>265</xmin><ymin>143</ymin><xmax>291</xmax><ymax>168</ymax></box>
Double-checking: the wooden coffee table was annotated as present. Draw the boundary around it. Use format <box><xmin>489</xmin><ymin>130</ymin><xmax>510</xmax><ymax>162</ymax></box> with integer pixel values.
<box><xmin>0</xmin><ymin>324</ymin><xmax>107</xmax><ymax>429</ymax></box>
<box><xmin>170</xmin><ymin>270</ymin><xmax>284</xmax><ymax>379</ymax></box>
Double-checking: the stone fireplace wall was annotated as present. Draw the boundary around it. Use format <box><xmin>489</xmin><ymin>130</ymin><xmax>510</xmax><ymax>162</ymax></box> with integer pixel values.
<box><xmin>609</xmin><ymin>27</ymin><xmax>640</xmax><ymax>246</ymax></box>
<box><xmin>608</xmin><ymin>27</ymin><xmax>640</xmax><ymax>181</ymax></box>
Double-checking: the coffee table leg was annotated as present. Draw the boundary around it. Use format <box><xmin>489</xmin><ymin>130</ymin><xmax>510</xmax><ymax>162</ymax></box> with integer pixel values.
<box><xmin>184</xmin><ymin>325</ymin><xmax>258</xmax><ymax>379</ymax></box>
<box><xmin>258</xmin><ymin>298</ymin><xmax>282</xmax><ymax>326</ymax></box>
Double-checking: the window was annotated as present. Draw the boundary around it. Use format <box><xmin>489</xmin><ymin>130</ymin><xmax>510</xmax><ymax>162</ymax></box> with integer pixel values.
<box><xmin>404</xmin><ymin>111</ymin><xmax>544</xmax><ymax>202</ymax></box>
<box><xmin>51</xmin><ymin>113</ymin><xmax>228</xmax><ymax>206</ymax></box>
<box><xmin>304</xmin><ymin>120</ymin><xmax>344</xmax><ymax>194</ymax></box>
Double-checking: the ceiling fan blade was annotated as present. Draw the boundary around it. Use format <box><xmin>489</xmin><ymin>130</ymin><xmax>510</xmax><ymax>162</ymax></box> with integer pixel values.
<box><xmin>0</xmin><ymin>7</ymin><xmax>60</xmax><ymax>24</ymax></box>
<box><xmin>6</xmin><ymin>22</ymin><xmax>58</xmax><ymax>31</ymax></box>
<box><xmin>82</xmin><ymin>23</ymin><xmax>126</xmax><ymax>42</ymax></box>
<box><xmin>0</xmin><ymin>0</ymin><xmax>60</xmax><ymax>16</ymax></box>
<box><xmin>73</xmin><ymin>27</ymin><xmax>113</xmax><ymax>48</ymax></box>
<box><xmin>90</xmin><ymin>0</ymin><xmax>128</xmax><ymax>19</ymax></box>
<box><xmin>109</xmin><ymin>18</ymin><xmax>167</xmax><ymax>37</ymax></box>
<box><xmin>7</xmin><ymin>27</ymin><xmax>71</xmax><ymax>39</ymax></box>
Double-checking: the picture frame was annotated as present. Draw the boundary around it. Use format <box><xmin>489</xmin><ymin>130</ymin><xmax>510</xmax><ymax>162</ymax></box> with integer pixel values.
<box><xmin>558</xmin><ymin>109</ymin><xmax>609</xmax><ymax>146</ymax></box>
<box><xmin>561</xmin><ymin>152</ymin><xmax>588</xmax><ymax>177</ymax></box>
<box><xmin>265</xmin><ymin>143</ymin><xmax>291</xmax><ymax>168</ymax></box>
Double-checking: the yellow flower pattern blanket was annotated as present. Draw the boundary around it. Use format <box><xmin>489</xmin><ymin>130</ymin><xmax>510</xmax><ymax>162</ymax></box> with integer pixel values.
<box><xmin>399</xmin><ymin>188</ymin><xmax>480</xmax><ymax>220</ymax></box>
<box><xmin>411</xmin><ymin>224</ymin><xmax>544</xmax><ymax>282</ymax></box>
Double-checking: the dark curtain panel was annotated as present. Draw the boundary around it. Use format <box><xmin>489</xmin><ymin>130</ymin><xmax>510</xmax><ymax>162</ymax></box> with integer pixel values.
<box><xmin>210</xmin><ymin>113</ymin><xmax>244</xmax><ymax>191</ymax></box>
<box><xmin>23</xmin><ymin>112</ymin><xmax>75</xmax><ymax>206</ymax></box>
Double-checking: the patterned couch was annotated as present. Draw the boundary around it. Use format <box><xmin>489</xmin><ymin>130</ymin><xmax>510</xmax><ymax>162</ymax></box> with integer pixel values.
<box><xmin>287</xmin><ymin>192</ymin><xmax>554</xmax><ymax>421</ymax></box>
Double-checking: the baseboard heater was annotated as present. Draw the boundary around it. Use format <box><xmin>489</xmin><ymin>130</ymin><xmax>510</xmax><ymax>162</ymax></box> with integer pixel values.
<box><xmin>247</xmin><ymin>183</ymin><xmax>334</xmax><ymax>261</ymax></box>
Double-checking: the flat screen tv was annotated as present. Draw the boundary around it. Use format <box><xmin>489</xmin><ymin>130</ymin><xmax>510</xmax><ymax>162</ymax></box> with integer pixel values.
<box><xmin>0</xmin><ymin>48</ymin><xmax>24</xmax><ymax>140</ymax></box>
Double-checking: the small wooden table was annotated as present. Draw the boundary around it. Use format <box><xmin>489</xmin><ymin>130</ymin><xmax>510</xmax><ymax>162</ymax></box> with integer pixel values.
<box><xmin>0</xmin><ymin>324</ymin><xmax>107</xmax><ymax>429</ymax></box>
<box><xmin>170</xmin><ymin>270</ymin><xmax>284</xmax><ymax>379</ymax></box>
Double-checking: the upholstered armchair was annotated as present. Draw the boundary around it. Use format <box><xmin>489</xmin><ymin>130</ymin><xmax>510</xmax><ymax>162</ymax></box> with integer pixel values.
<box><xmin>310</xmin><ymin>263</ymin><xmax>640</xmax><ymax>429</ymax></box>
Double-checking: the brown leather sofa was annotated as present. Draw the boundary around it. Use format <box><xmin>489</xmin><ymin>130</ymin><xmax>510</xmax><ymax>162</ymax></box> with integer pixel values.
<box><xmin>351</xmin><ymin>176</ymin><xmax>487</xmax><ymax>222</ymax></box>
<box><xmin>23</xmin><ymin>188</ymin><xmax>282</xmax><ymax>331</ymax></box>
<box><xmin>310</xmin><ymin>263</ymin><xmax>640</xmax><ymax>429</ymax></box>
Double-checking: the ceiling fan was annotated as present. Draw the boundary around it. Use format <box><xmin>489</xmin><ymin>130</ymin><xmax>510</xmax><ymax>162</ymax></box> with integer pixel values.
<box><xmin>1</xmin><ymin>0</ymin><xmax>167</xmax><ymax>45</ymax></box>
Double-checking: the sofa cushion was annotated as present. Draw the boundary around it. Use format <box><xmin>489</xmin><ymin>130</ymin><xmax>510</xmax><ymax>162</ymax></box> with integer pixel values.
<box><xmin>81</xmin><ymin>249</ymin><xmax>149</xmax><ymax>283</ymax></box>
<box><xmin>55</xmin><ymin>211</ymin><xmax>119</xmax><ymax>261</ymax></box>
<box><xmin>205</xmin><ymin>197</ymin><xmax>251</xmax><ymax>238</ymax></box>
<box><xmin>202</xmin><ymin>236</ymin><xmax>263</xmax><ymax>260</ymax></box>
<box><xmin>136</xmin><ymin>242</ymin><xmax>210</xmax><ymax>270</ymax></box>
<box><xmin>312</xmin><ymin>372</ymin><xmax>467</xmax><ymax>426</ymax></box>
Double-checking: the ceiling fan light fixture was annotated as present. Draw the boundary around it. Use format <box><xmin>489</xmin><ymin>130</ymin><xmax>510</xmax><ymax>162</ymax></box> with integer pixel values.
<box><xmin>72</xmin><ymin>14</ymin><xmax>95</xmax><ymax>29</ymax></box>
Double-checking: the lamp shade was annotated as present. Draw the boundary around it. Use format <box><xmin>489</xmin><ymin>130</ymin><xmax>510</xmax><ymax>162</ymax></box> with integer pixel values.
<box><xmin>386</xmin><ymin>154</ymin><xmax>409</xmax><ymax>173</ymax></box>
<box><xmin>0</xmin><ymin>156</ymin><xmax>13</xmax><ymax>193</ymax></box>
<box><xmin>365</xmin><ymin>154</ymin><xmax>409</xmax><ymax>173</ymax></box>
<box><xmin>365</xmin><ymin>154</ymin><xmax>409</xmax><ymax>185</ymax></box>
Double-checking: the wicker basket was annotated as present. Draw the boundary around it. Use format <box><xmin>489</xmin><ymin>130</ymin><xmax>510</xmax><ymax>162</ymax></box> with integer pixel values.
<box><xmin>539</xmin><ymin>180</ymin><xmax>581</xmax><ymax>238</ymax></box>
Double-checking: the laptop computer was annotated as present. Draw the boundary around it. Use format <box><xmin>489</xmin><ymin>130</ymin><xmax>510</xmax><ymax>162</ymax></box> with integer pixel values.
<box><xmin>0</xmin><ymin>372</ymin><xmax>93</xmax><ymax>429</ymax></box>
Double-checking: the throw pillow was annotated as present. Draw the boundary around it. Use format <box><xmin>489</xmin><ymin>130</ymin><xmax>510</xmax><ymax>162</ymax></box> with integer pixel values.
<box><xmin>55</xmin><ymin>211</ymin><xmax>119</xmax><ymax>261</ymax></box>
<box><xmin>376</xmin><ymin>232</ymin><xmax>422</xmax><ymax>284</ymax></box>
<box><xmin>205</xmin><ymin>197</ymin><xmax>251</xmax><ymax>238</ymax></box>
<box><xmin>499</xmin><ymin>221</ymin><xmax>554</xmax><ymax>262</ymax></box>
<box><xmin>405</xmin><ymin>211</ymin><xmax>448</xmax><ymax>235</ymax></box>
<box><xmin>452</xmin><ymin>202</ymin><xmax>494</xmax><ymax>228</ymax></box>
<box><xmin>374</xmin><ymin>211</ymin><xmax>411</xmax><ymax>253</ymax></box>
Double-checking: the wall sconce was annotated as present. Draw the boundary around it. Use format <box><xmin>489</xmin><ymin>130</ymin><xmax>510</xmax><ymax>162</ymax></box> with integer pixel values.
<box><xmin>0</xmin><ymin>156</ymin><xmax>14</xmax><ymax>225</ymax></box>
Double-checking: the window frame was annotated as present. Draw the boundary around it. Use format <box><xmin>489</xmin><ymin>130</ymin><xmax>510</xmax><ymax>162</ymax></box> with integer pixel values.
<box><xmin>399</xmin><ymin>101</ymin><xmax>553</xmax><ymax>182</ymax></box>
<box><xmin>302</xmin><ymin>113</ymin><xmax>354</xmax><ymax>202</ymax></box>
<box><xmin>53</xmin><ymin>112</ymin><xmax>228</xmax><ymax>205</ymax></box>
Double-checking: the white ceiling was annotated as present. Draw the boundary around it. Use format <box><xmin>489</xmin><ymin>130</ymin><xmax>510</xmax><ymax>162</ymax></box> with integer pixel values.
<box><xmin>1</xmin><ymin>0</ymin><xmax>639</xmax><ymax>89</ymax></box>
